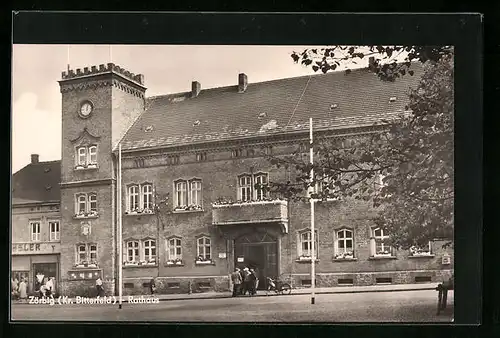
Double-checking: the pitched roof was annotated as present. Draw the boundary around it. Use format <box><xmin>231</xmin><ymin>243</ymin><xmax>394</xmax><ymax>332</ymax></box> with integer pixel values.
<box><xmin>120</xmin><ymin>64</ymin><xmax>423</xmax><ymax>151</ymax></box>
<box><xmin>12</xmin><ymin>160</ymin><xmax>61</xmax><ymax>204</ymax></box>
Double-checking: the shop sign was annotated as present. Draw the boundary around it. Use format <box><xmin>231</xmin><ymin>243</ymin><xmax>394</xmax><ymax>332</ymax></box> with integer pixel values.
<box><xmin>237</xmin><ymin>257</ymin><xmax>244</xmax><ymax>262</ymax></box>
<box><xmin>12</xmin><ymin>242</ymin><xmax>61</xmax><ymax>255</ymax></box>
<box><xmin>218</xmin><ymin>252</ymin><xmax>227</xmax><ymax>259</ymax></box>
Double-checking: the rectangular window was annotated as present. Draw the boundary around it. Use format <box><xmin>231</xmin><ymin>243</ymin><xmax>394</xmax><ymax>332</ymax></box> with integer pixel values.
<box><xmin>30</xmin><ymin>221</ymin><xmax>41</xmax><ymax>242</ymax></box>
<box><xmin>373</xmin><ymin>228</ymin><xmax>392</xmax><ymax>256</ymax></box>
<box><xmin>190</xmin><ymin>180</ymin><xmax>202</xmax><ymax>206</ymax></box>
<box><xmin>127</xmin><ymin>241</ymin><xmax>140</xmax><ymax>262</ymax></box>
<box><xmin>75</xmin><ymin>243</ymin><xmax>97</xmax><ymax>264</ymax></box>
<box><xmin>88</xmin><ymin>146</ymin><xmax>98</xmax><ymax>164</ymax></box>
<box><xmin>175</xmin><ymin>181</ymin><xmax>188</xmax><ymax>207</ymax></box>
<box><xmin>197</xmin><ymin>237</ymin><xmax>211</xmax><ymax>260</ymax></box>
<box><xmin>78</xmin><ymin>195</ymin><xmax>87</xmax><ymax>213</ymax></box>
<box><xmin>77</xmin><ymin>244</ymin><xmax>87</xmax><ymax>263</ymax></box>
<box><xmin>89</xmin><ymin>244</ymin><xmax>97</xmax><ymax>262</ymax></box>
<box><xmin>49</xmin><ymin>221</ymin><xmax>60</xmax><ymax>241</ymax></box>
<box><xmin>129</xmin><ymin>186</ymin><xmax>139</xmax><ymax>211</ymax></box>
<box><xmin>254</xmin><ymin>173</ymin><xmax>269</xmax><ymax>200</ymax></box>
<box><xmin>239</xmin><ymin>175</ymin><xmax>252</xmax><ymax>202</ymax></box>
<box><xmin>77</xmin><ymin>147</ymin><xmax>87</xmax><ymax>165</ymax></box>
<box><xmin>144</xmin><ymin>240</ymin><xmax>156</xmax><ymax>261</ymax></box>
<box><xmin>88</xmin><ymin>194</ymin><xmax>97</xmax><ymax>212</ymax></box>
<box><xmin>142</xmin><ymin>184</ymin><xmax>153</xmax><ymax>210</ymax></box>
<box><xmin>168</xmin><ymin>238</ymin><xmax>182</xmax><ymax>260</ymax></box>
<box><xmin>196</xmin><ymin>153</ymin><xmax>207</xmax><ymax>162</ymax></box>
<box><xmin>335</xmin><ymin>229</ymin><xmax>354</xmax><ymax>257</ymax></box>
<box><xmin>299</xmin><ymin>230</ymin><xmax>318</xmax><ymax>258</ymax></box>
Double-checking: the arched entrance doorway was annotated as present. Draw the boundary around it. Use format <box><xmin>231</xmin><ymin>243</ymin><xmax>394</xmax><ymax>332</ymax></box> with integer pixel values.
<box><xmin>234</xmin><ymin>231</ymin><xmax>278</xmax><ymax>290</ymax></box>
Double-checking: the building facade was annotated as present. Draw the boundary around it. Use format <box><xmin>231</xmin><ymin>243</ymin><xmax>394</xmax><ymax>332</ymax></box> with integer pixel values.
<box><xmin>13</xmin><ymin>62</ymin><xmax>454</xmax><ymax>297</ymax></box>
<box><xmin>11</xmin><ymin>155</ymin><xmax>61</xmax><ymax>295</ymax></box>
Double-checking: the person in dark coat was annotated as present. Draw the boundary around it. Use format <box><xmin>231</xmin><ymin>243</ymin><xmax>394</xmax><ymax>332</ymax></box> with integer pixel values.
<box><xmin>150</xmin><ymin>278</ymin><xmax>156</xmax><ymax>295</ymax></box>
<box><xmin>231</xmin><ymin>268</ymin><xmax>242</xmax><ymax>297</ymax></box>
<box><xmin>248</xmin><ymin>269</ymin><xmax>257</xmax><ymax>296</ymax></box>
<box><xmin>241</xmin><ymin>267</ymin><xmax>250</xmax><ymax>295</ymax></box>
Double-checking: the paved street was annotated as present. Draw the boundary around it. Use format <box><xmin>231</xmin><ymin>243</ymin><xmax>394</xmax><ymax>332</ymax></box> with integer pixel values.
<box><xmin>11</xmin><ymin>289</ymin><xmax>453</xmax><ymax>322</ymax></box>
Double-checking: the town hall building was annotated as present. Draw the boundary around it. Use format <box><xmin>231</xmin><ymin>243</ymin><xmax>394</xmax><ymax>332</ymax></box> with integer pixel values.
<box><xmin>12</xmin><ymin>61</ymin><xmax>454</xmax><ymax>297</ymax></box>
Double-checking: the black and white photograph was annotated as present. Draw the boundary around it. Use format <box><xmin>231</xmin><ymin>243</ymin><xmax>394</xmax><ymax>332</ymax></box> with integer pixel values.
<box><xmin>11</xmin><ymin>42</ymin><xmax>456</xmax><ymax>323</ymax></box>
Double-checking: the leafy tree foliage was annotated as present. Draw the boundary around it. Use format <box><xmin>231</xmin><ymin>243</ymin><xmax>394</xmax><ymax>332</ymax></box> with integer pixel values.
<box><xmin>267</xmin><ymin>46</ymin><xmax>454</xmax><ymax>250</ymax></box>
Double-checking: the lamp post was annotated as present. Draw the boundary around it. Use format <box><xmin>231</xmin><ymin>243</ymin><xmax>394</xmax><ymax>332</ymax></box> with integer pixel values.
<box><xmin>118</xmin><ymin>143</ymin><xmax>123</xmax><ymax>309</ymax></box>
<box><xmin>309</xmin><ymin>117</ymin><xmax>315</xmax><ymax>305</ymax></box>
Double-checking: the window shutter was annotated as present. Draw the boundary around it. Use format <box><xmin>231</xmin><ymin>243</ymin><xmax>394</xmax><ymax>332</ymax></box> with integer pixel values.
<box><xmin>333</xmin><ymin>232</ymin><xmax>338</xmax><ymax>255</ymax></box>
<box><xmin>370</xmin><ymin>237</ymin><xmax>376</xmax><ymax>256</ymax></box>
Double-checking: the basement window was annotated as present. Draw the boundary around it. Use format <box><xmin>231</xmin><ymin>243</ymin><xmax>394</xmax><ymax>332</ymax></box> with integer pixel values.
<box><xmin>142</xmin><ymin>282</ymin><xmax>151</xmax><ymax>288</ymax></box>
<box><xmin>198</xmin><ymin>282</ymin><xmax>211</xmax><ymax>289</ymax></box>
<box><xmin>375</xmin><ymin>277</ymin><xmax>392</xmax><ymax>284</ymax></box>
<box><xmin>415</xmin><ymin>276</ymin><xmax>432</xmax><ymax>283</ymax></box>
<box><xmin>168</xmin><ymin>282</ymin><xmax>180</xmax><ymax>288</ymax></box>
<box><xmin>124</xmin><ymin>283</ymin><xmax>134</xmax><ymax>289</ymax></box>
<box><xmin>338</xmin><ymin>278</ymin><xmax>354</xmax><ymax>285</ymax></box>
<box><xmin>301</xmin><ymin>279</ymin><xmax>318</xmax><ymax>286</ymax></box>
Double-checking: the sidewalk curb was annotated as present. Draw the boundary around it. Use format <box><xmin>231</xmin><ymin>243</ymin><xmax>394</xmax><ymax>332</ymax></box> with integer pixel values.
<box><xmin>154</xmin><ymin>286</ymin><xmax>437</xmax><ymax>302</ymax></box>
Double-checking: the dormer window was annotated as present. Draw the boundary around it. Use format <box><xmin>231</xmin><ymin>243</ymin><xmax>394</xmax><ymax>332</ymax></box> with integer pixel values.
<box><xmin>75</xmin><ymin>145</ymin><xmax>98</xmax><ymax>170</ymax></box>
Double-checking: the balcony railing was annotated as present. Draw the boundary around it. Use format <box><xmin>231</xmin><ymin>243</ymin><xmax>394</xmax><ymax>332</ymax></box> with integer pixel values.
<box><xmin>212</xmin><ymin>199</ymin><xmax>288</xmax><ymax>233</ymax></box>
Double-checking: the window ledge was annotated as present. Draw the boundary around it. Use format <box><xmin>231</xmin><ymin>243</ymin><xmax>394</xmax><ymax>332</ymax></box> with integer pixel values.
<box><xmin>408</xmin><ymin>254</ymin><xmax>435</xmax><ymax>259</ymax></box>
<box><xmin>124</xmin><ymin>211</ymin><xmax>155</xmax><ymax>216</ymax></box>
<box><xmin>295</xmin><ymin>258</ymin><xmax>320</xmax><ymax>263</ymax></box>
<box><xmin>73</xmin><ymin>215</ymin><xmax>99</xmax><ymax>220</ymax></box>
<box><xmin>195</xmin><ymin>261</ymin><xmax>215</xmax><ymax>266</ymax></box>
<box><xmin>164</xmin><ymin>263</ymin><xmax>185</xmax><ymax>267</ymax></box>
<box><xmin>74</xmin><ymin>165</ymin><xmax>99</xmax><ymax>171</ymax></box>
<box><xmin>172</xmin><ymin>209</ymin><xmax>204</xmax><ymax>214</ymax></box>
<box><xmin>73</xmin><ymin>265</ymin><xmax>99</xmax><ymax>269</ymax></box>
<box><xmin>369</xmin><ymin>256</ymin><xmax>397</xmax><ymax>260</ymax></box>
<box><xmin>333</xmin><ymin>258</ymin><xmax>358</xmax><ymax>262</ymax></box>
<box><xmin>123</xmin><ymin>263</ymin><xmax>158</xmax><ymax>268</ymax></box>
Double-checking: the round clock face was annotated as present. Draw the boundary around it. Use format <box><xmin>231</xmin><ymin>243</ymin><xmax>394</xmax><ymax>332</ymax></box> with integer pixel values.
<box><xmin>79</xmin><ymin>102</ymin><xmax>93</xmax><ymax>117</ymax></box>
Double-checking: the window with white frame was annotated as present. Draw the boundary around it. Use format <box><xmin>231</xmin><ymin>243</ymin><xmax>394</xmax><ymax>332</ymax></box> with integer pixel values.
<box><xmin>196</xmin><ymin>237</ymin><xmax>211</xmax><ymax>260</ymax></box>
<box><xmin>298</xmin><ymin>230</ymin><xmax>319</xmax><ymax>258</ymax></box>
<box><xmin>75</xmin><ymin>145</ymin><xmax>98</xmax><ymax>167</ymax></box>
<box><xmin>238</xmin><ymin>175</ymin><xmax>252</xmax><ymax>202</ymax></box>
<box><xmin>254</xmin><ymin>173</ymin><xmax>269</xmax><ymax>200</ymax></box>
<box><xmin>190</xmin><ymin>180</ymin><xmax>202</xmax><ymax>206</ymax></box>
<box><xmin>334</xmin><ymin>229</ymin><xmax>354</xmax><ymax>258</ymax></box>
<box><xmin>30</xmin><ymin>221</ymin><xmax>41</xmax><ymax>242</ymax></box>
<box><xmin>49</xmin><ymin>221</ymin><xmax>60</xmax><ymax>241</ymax></box>
<box><xmin>141</xmin><ymin>184</ymin><xmax>153</xmax><ymax>210</ymax></box>
<box><xmin>174</xmin><ymin>179</ymin><xmax>202</xmax><ymax>209</ymax></box>
<box><xmin>88</xmin><ymin>146</ymin><xmax>98</xmax><ymax>164</ymax></box>
<box><xmin>75</xmin><ymin>243</ymin><xmax>98</xmax><ymax>265</ymax></box>
<box><xmin>144</xmin><ymin>240</ymin><xmax>156</xmax><ymax>261</ymax></box>
<box><xmin>167</xmin><ymin>237</ymin><xmax>182</xmax><ymax>260</ymax></box>
<box><xmin>372</xmin><ymin>227</ymin><xmax>392</xmax><ymax>256</ymax></box>
<box><xmin>75</xmin><ymin>193</ymin><xmax>98</xmax><ymax>216</ymax></box>
<box><xmin>127</xmin><ymin>183</ymin><xmax>154</xmax><ymax>213</ymax></box>
<box><xmin>126</xmin><ymin>241</ymin><xmax>140</xmax><ymax>262</ymax></box>
<box><xmin>409</xmin><ymin>242</ymin><xmax>432</xmax><ymax>256</ymax></box>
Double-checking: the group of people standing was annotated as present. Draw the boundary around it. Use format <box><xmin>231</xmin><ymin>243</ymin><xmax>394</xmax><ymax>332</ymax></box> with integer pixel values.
<box><xmin>231</xmin><ymin>267</ymin><xmax>258</xmax><ymax>297</ymax></box>
<box><xmin>11</xmin><ymin>276</ymin><xmax>28</xmax><ymax>301</ymax></box>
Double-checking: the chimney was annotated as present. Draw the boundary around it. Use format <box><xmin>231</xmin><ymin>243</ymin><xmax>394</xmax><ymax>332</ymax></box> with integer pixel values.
<box><xmin>31</xmin><ymin>154</ymin><xmax>39</xmax><ymax>164</ymax></box>
<box><xmin>191</xmin><ymin>81</ymin><xmax>201</xmax><ymax>98</ymax></box>
<box><xmin>238</xmin><ymin>73</ymin><xmax>248</xmax><ymax>93</ymax></box>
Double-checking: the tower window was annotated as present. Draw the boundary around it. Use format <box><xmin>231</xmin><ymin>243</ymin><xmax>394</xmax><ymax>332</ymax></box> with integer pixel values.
<box><xmin>75</xmin><ymin>145</ymin><xmax>98</xmax><ymax>169</ymax></box>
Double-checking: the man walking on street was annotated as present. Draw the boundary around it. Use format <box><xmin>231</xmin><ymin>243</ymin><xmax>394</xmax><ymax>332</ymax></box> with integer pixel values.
<box><xmin>231</xmin><ymin>268</ymin><xmax>242</xmax><ymax>297</ymax></box>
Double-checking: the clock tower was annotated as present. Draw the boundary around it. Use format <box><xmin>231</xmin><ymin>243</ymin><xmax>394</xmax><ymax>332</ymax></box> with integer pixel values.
<box><xmin>58</xmin><ymin>63</ymin><xmax>146</xmax><ymax>296</ymax></box>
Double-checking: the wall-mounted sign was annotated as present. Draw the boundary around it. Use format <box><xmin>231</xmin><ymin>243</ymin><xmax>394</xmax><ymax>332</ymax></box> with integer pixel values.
<box><xmin>218</xmin><ymin>252</ymin><xmax>227</xmax><ymax>259</ymax></box>
<box><xmin>12</xmin><ymin>242</ymin><xmax>61</xmax><ymax>255</ymax></box>
<box><xmin>237</xmin><ymin>257</ymin><xmax>244</xmax><ymax>263</ymax></box>
<box><xmin>68</xmin><ymin>269</ymin><xmax>102</xmax><ymax>281</ymax></box>
<box><xmin>441</xmin><ymin>254</ymin><xmax>451</xmax><ymax>265</ymax></box>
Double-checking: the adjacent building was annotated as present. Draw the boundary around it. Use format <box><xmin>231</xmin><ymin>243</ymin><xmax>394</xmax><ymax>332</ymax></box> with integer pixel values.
<box><xmin>12</xmin><ymin>61</ymin><xmax>454</xmax><ymax>297</ymax></box>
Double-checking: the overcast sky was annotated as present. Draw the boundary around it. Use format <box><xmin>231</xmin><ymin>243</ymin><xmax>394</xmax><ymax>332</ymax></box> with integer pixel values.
<box><xmin>12</xmin><ymin>44</ymin><xmax>369</xmax><ymax>173</ymax></box>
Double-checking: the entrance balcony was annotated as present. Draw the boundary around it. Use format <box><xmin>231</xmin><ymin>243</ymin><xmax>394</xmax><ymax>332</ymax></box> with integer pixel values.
<box><xmin>212</xmin><ymin>199</ymin><xmax>288</xmax><ymax>233</ymax></box>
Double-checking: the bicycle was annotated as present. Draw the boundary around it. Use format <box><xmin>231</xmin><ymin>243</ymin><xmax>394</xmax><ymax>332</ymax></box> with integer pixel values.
<box><xmin>266</xmin><ymin>277</ymin><xmax>292</xmax><ymax>295</ymax></box>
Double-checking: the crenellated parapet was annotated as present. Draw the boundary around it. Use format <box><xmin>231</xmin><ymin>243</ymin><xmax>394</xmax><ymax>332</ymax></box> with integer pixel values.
<box><xmin>61</xmin><ymin>63</ymin><xmax>145</xmax><ymax>87</ymax></box>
